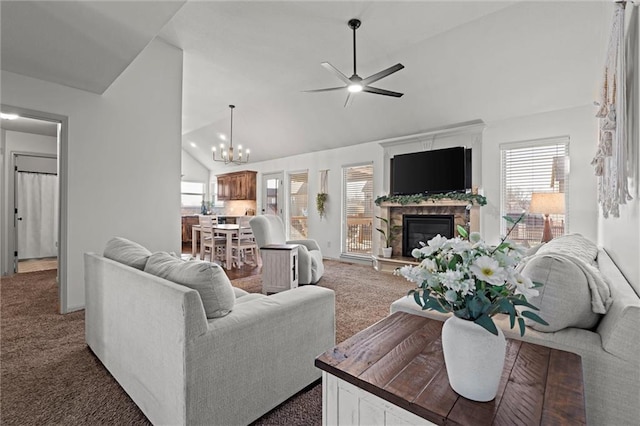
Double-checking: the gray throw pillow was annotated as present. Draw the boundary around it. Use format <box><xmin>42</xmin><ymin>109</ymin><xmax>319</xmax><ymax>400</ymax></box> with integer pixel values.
<box><xmin>144</xmin><ymin>252</ymin><xmax>235</xmax><ymax>319</ymax></box>
<box><xmin>520</xmin><ymin>255</ymin><xmax>600</xmax><ymax>332</ymax></box>
<box><xmin>103</xmin><ymin>237</ymin><xmax>152</xmax><ymax>270</ymax></box>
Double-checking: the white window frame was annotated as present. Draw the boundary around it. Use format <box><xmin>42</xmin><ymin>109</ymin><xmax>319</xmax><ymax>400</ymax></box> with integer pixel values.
<box><xmin>341</xmin><ymin>162</ymin><xmax>374</xmax><ymax>258</ymax></box>
<box><xmin>500</xmin><ymin>136</ymin><xmax>570</xmax><ymax>246</ymax></box>
<box><xmin>181</xmin><ymin>181</ymin><xmax>205</xmax><ymax>214</ymax></box>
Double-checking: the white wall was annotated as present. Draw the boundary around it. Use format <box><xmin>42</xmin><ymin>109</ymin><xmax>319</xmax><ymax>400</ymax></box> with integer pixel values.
<box><xmin>1</xmin><ymin>39</ymin><xmax>183</xmax><ymax>311</ymax></box>
<box><xmin>482</xmin><ymin>105</ymin><xmax>599</xmax><ymax>245</ymax></box>
<box><xmin>1</xmin><ymin>130</ymin><xmax>57</xmax><ymax>274</ymax></box>
<box><xmin>598</xmin><ymin>6</ymin><xmax>640</xmax><ymax>291</ymax></box>
<box><xmin>181</xmin><ymin>149</ymin><xmax>209</xmax><ymax>183</ymax></box>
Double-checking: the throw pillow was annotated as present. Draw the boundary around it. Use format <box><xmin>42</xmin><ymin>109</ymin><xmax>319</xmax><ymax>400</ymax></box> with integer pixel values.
<box><xmin>145</xmin><ymin>252</ymin><xmax>235</xmax><ymax>319</ymax></box>
<box><xmin>536</xmin><ymin>233</ymin><xmax>598</xmax><ymax>265</ymax></box>
<box><xmin>519</xmin><ymin>254</ymin><xmax>601</xmax><ymax>332</ymax></box>
<box><xmin>103</xmin><ymin>237</ymin><xmax>152</xmax><ymax>270</ymax></box>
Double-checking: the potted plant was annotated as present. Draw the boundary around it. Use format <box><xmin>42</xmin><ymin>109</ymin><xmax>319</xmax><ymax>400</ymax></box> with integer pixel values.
<box><xmin>396</xmin><ymin>214</ymin><xmax>547</xmax><ymax>401</ymax></box>
<box><xmin>375</xmin><ymin>215</ymin><xmax>397</xmax><ymax>258</ymax></box>
<box><xmin>316</xmin><ymin>193</ymin><xmax>328</xmax><ymax>219</ymax></box>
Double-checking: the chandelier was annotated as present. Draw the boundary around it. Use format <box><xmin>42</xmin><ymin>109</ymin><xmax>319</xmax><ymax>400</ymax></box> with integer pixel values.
<box><xmin>213</xmin><ymin>105</ymin><xmax>250</xmax><ymax>164</ymax></box>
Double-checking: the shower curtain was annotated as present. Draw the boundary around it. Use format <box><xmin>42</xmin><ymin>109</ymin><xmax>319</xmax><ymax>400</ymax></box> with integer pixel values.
<box><xmin>17</xmin><ymin>172</ymin><xmax>59</xmax><ymax>259</ymax></box>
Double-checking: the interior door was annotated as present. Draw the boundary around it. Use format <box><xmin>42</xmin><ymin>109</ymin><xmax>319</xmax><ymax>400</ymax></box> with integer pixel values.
<box><xmin>261</xmin><ymin>172</ymin><xmax>284</xmax><ymax>221</ymax></box>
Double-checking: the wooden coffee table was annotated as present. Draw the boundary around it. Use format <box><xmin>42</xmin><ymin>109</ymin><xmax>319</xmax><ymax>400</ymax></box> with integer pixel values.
<box><xmin>315</xmin><ymin>312</ymin><xmax>586</xmax><ymax>426</ymax></box>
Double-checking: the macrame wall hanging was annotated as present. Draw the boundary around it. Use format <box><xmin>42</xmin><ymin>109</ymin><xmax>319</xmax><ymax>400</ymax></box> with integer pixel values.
<box><xmin>592</xmin><ymin>1</ymin><xmax>634</xmax><ymax>218</ymax></box>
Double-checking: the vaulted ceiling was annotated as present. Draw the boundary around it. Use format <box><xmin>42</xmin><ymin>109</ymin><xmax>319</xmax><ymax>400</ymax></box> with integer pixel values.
<box><xmin>1</xmin><ymin>1</ymin><xmax>611</xmax><ymax>169</ymax></box>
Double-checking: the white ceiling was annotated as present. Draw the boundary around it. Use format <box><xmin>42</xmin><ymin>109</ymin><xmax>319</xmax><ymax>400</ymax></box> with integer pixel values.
<box><xmin>1</xmin><ymin>1</ymin><xmax>611</xmax><ymax>170</ymax></box>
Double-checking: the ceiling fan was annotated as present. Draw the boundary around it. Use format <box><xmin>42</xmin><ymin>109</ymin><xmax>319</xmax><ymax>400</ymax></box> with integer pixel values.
<box><xmin>305</xmin><ymin>18</ymin><xmax>404</xmax><ymax>107</ymax></box>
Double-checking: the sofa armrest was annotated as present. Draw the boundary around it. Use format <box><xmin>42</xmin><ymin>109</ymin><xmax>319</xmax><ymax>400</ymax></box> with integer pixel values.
<box><xmin>287</xmin><ymin>239</ymin><xmax>321</xmax><ymax>252</ymax></box>
<box><xmin>185</xmin><ymin>286</ymin><xmax>335</xmax><ymax>425</ymax></box>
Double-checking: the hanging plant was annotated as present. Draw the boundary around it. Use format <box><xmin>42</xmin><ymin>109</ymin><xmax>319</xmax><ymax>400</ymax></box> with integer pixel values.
<box><xmin>316</xmin><ymin>193</ymin><xmax>328</xmax><ymax>219</ymax></box>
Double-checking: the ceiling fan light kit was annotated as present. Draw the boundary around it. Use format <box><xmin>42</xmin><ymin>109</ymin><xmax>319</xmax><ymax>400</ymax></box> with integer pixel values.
<box><xmin>305</xmin><ymin>18</ymin><xmax>404</xmax><ymax>107</ymax></box>
<box><xmin>213</xmin><ymin>105</ymin><xmax>250</xmax><ymax>165</ymax></box>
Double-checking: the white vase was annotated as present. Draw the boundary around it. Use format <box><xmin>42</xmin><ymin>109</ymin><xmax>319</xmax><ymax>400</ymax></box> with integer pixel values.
<box><xmin>381</xmin><ymin>247</ymin><xmax>393</xmax><ymax>258</ymax></box>
<box><xmin>441</xmin><ymin>315</ymin><xmax>506</xmax><ymax>402</ymax></box>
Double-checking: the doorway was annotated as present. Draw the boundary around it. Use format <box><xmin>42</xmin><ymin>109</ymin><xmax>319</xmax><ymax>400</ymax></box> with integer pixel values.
<box><xmin>14</xmin><ymin>153</ymin><xmax>58</xmax><ymax>273</ymax></box>
<box><xmin>1</xmin><ymin>105</ymin><xmax>68</xmax><ymax>313</ymax></box>
<box><xmin>261</xmin><ymin>172</ymin><xmax>284</xmax><ymax>221</ymax></box>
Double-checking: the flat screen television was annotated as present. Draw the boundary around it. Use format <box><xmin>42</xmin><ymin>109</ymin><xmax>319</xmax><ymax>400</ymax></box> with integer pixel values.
<box><xmin>391</xmin><ymin>147</ymin><xmax>471</xmax><ymax>195</ymax></box>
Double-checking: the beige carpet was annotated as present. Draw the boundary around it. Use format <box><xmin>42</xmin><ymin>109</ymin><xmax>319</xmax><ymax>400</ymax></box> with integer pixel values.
<box><xmin>0</xmin><ymin>260</ymin><xmax>414</xmax><ymax>425</ymax></box>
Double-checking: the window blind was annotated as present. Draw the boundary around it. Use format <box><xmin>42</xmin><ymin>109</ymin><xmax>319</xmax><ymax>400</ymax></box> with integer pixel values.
<box><xmin>500</xmin><ymin>138</ymin><xmax>569</xmax><ymax>246</ymax></box>
<box><xmin>289</xmin><ymin>171</ymin><xmax>308</xmax><ymax>239</ymax></box>
<box><xmin>343</xmin><ymin>164</ymin><xmax>374</xmax><ymax>255</ymax></box>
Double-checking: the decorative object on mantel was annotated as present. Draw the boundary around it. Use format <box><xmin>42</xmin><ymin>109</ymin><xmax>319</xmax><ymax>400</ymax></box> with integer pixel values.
<box><xmin>316</xmin><ymin>170</ymin><xmax>329</xmax><ymax>219</ymax></box>
<box><xmin>375</xmin><ymin>216</ymin><xmax>399</xmax><ymax>258</ymax></box>
<box><xmin>396</xmin><ymin>214</ymin><xmax>547</xmax><ymax>401</ymax></box>
<box><xmin>213</xmin><ymin>105</ymin><xmax>250</xmax><ymax>165</ymax></box>
<box><xmin>591</xmin><ymin>0</ymin><xmax>635</xmax><ymax>218</ymax></box>
<box><xmin>375</xmin><ymin>191</ymin><xmax>487</xmax><ymax>206</ymax></box>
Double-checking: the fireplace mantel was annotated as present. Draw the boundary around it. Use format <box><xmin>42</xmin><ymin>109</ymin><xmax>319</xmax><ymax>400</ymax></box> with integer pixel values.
<box><xmin>374</xmin><ymin>199</ymin><xmax>481</xmax><ymax>272</ymax></box>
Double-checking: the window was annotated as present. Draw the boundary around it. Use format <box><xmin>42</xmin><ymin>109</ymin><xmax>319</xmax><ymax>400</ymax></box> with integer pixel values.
<box><xmin>501</xmin><ymin>138</ymin><xmax>569</xmax><ymax>246</ymax></box>
<box><xmin>289</xmin><ymin>171</ymin><xmax>308</xmax><ymax>239</ymax></box>
<box><xmin>342</xmin><ymin>163</ymin><xmax>373</xmax><ymax>256</ymax></box>
<box><xmin>181</xmin><ymin>181</ymin><xmax>205</xmax><ymax>215</ymax></box>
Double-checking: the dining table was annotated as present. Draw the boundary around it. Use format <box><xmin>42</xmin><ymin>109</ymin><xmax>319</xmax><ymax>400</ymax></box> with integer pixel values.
<box><xmin>191</xmin><ymin>223</ymin><xmax>251</xmax><ymax>269</ymax></box>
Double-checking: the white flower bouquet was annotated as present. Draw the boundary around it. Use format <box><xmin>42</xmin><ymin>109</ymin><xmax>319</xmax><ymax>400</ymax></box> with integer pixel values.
<box><xmin>396</xmin><ymin>215</ymin><xmax>548</xmax><ymax>335</ymax></box>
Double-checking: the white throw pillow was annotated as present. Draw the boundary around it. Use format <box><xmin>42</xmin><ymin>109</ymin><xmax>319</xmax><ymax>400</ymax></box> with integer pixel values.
<box><xmin>145</xmin><ymin>252</ymin><xmax>235</xmax><ymax>319</ymax></box>
<box><xmin>103</xmin><ymin>237</ymin><xmax>152</xmax><ymax>270</ymax></box>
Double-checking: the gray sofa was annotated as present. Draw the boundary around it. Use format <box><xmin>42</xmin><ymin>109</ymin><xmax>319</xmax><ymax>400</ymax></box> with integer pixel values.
<box><xmin>391</xmin><ymin>239</ymin><xmax>639</xmax><ymax>426</ymax></box>
<box><xmin>84</xmin><ymin>238</ymin><xmax>335</xmax><ymax>425</ymax></box>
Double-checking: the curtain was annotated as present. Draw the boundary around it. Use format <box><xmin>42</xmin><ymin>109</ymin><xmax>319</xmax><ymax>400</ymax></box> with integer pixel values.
<box><xmin>17</xmin><ymin>172</ymin><xmax>58</xmax><ymax>259</ymax></box>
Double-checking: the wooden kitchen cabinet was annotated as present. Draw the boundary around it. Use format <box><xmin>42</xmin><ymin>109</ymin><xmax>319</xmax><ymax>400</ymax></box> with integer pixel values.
<box><xmin>181</xmin><ymin>216</ymin><xmax>199</xmax><ymax>243</ymax></box>
<box><xmin>217</xmin><ymin>175</ymin><xmax>231</xmax><ymax>200</ymax></box>
<box><xmin>217</xmin><ymin>170</ymin><xmax>256</xmax><ymax>200</ymax></box>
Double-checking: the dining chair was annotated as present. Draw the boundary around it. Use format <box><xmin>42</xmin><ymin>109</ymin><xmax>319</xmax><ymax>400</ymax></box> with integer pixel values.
<box><xmin>231</xmin><ymin>222</ymin><xmax>258</xmax><ymax>267</ymax></box>
<box><xmin>199</xmin><ymin>215</ymin><xmax>226</xmax><ymax>264</ymax></box>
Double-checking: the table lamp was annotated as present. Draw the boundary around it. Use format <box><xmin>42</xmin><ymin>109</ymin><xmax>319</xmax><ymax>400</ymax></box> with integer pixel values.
<box><xmin>529</xmin><ymin>192</ymin><xmax>565</xmax><ymax>243</ymax></box>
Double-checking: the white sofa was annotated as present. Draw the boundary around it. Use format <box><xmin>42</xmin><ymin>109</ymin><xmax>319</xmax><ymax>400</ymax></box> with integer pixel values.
<box><xmin>84</xmin><ymin>238</ymin><xmax>335</xmax><ymax>425</ymax></box>
<box><xmin>391</xmin><ymin>243</ymin><xmax>639</xmax><ymax>426</ymax></box>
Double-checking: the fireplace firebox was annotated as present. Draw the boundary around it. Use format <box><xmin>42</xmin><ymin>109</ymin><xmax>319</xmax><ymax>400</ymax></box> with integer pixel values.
<box><xmin>402</xmin><ymin>215</ymin><xmax>454</xmax><ymax>257</ymax></box>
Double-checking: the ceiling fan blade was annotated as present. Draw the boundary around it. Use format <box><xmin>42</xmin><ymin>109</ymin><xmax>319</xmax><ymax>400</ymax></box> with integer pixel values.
<box><xmin>303</xmin><ymin>86</ymin><xmax>346</xmax><ymax>93</ymax></box>
<box><xmin>361</xmin><ymin>63</ymin><xmax>404</xmax><ymax>86</ymax></box>
<box><xmin>362</xmin><ymin>86</ymin><xmax>404</xmax><ymax>97</ymax></box>
<box><xmin>344</xmin><ymin>93</ymin><xmax>354</xmax><ymax>108</ymax></box>
<box><xmin>321</xmin><ymin>62</ymin><xmax>352</xmax><ymax>85</ymax></box>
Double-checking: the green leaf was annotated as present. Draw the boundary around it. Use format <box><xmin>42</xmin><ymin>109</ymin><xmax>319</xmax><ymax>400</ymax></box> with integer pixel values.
<box><xmin>467</xmin><ymin>296</ymin><xmax>484</xmax><ymax>318</ymax></box>
<box><xmin>498</xmin><ymin>299</ymin><xmax>516</xmax><ymax>328</ymax></box>
<box><xmin>456</xmin><ymin>225</ymin><xmax>468</xmax><ymax>239</ymax></box>
<box><xmin>424</xmin><ymin>296</ymin><xmax>448</xmax><ymax>313</ymax></box>
<box><xmin>413</xmin><ymin>291</ymin><xmax>422</xmax><ymax>307</ymax></box>
<box><xmin>508</xmin><ymin>297</ymin><xmax>540</xmax><ymax>311</ymax></box>
<box><xmin>521</xmin><ymin>310</ymin><xmax>549</xmax><ymax>326</ymax></box>
<box><xmin>502</xmin><ymin>215</ymin><xmax>516</xmax><ymax>224</ymax></box>
<box><xmin>517</xmin><ymin>317</ymin><xmax>526</xmax><ymax>337</ymax></box>
<box><xmin>495</xmin><ymin>242</ymin><xmax>510</xmax><ymax>252</ymax></box>
<box><xmin>474</xmin><ymin>314</ymin><xmax>499</xmax><ymax>336</ymax></box>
